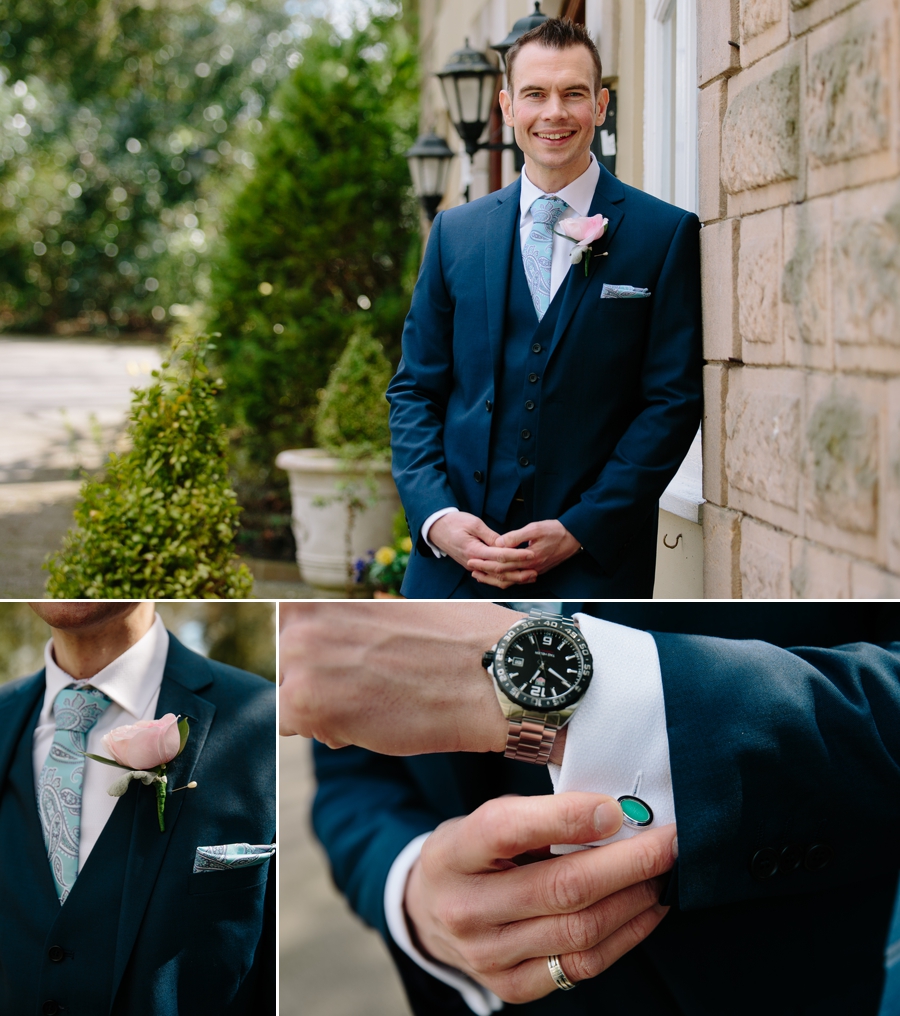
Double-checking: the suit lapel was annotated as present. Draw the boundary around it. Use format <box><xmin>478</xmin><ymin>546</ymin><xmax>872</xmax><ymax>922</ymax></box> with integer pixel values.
<box><xmin>111</xmin><ymin>637</ymin><xmax>216</xmax><ymax>1001</ymax></box>
<box><xmin>0</xmin><ymin>671</ymin><xmax>45</xmax><ymax>787</ymax></box>
<box><xmin>485</xmin><ymin>180</ymin><xmax>522</xmax><ymax>379</ymax></box>
<box><xmin>548</xmin><ymin>166</ymin><xmax>627</xmax><ymax>362</ymax></box>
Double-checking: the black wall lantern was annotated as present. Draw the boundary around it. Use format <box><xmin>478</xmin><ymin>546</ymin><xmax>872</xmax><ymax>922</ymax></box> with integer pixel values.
<box><xmin>490</xmin><ymin>2</ymin><xmax>549</xmax><ymax>70</ymax></box>
<box><xmin>435</xmin><ymin>39</ymin><xmax>502</xmax><ymax>159</ymax></box>
<box><xmin>405</xmin><ymin>131</ymin><xmax>455</xmax><ymax>222</ymax></box>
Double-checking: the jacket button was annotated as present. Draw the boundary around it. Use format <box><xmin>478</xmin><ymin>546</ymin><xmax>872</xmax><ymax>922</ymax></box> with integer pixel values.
<box><xmin>42</xmin><ymin>1003</ymin><xmax>60</xmax><ymax>1016</ymax></box>
<box><xmin>528</xmin><ymin>373</ymin><xmax>539</xmax><ymax>383</ymax></box>
<box><xmin>485</xmin><ymin>400</ymin><xmax>492</xmax><ymax>412</ymax></box>
<box><xmin>804</xmin><ymin>843</ymin><xmax>834</xmax><ymax>872</ymax></box>
<box><xmin>519</xmin><ymin>456</ymin><xmax>530</xmax><ymax>467</ymax></box>
<box><xmin>531</xmin><ymin>342</ymin><xmax>542</xmax><ymax>353</ymax></box>
<box><xmin>750</xmin><ymin>847</ymin><xmax>778</xmax><ymax>880</ymax></box>
<box><xmin>779</xmin><ymin>844</ymin><xmax>803</xmax><ymax>874</ymax></box>
<box><xmin>48</xmin><ymin>945</ymin><xmax>65</xmax><ymax>963</ymax></box>
<box><xmin>525</xmin><ymin>400</ymin><xmax>535</xmax><ymax>411</ymax></box>
<box><xmin>521</xmin><ymin>429</ymin><xmax>531</xmax><ymax>439</ymax></box>
<box><xmin>473</xmin><ymin>471</ymin><xmax>483</xmax><ymax>483</ymax></box>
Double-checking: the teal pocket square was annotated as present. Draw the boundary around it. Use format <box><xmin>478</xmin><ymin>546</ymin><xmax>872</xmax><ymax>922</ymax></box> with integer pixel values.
<box><xmin>601</xmin><ymin>284</ymin><xmax>651</xmax><ymax>299</ymax></box>
<box><xmin>193</xmin><ymin>842</ymin><xmax>275</xmax><ymax>873</ymax></box>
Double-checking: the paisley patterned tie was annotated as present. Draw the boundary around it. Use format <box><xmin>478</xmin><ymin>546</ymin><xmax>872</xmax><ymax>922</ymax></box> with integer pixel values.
<box><xmin>37</xmin><ymin>686</ymin><xmax>112</xmax><ymax>904</ymax></box>
<box><xmin>523</xmin><ymin>195</ymin><xmax>568</xmax><ymax>321</ymax></box>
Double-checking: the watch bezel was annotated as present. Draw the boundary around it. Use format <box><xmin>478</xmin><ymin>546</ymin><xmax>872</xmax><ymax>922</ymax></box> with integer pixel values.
<box><xmin>491</xmin><ymin>616</ymin><xmax>593</xmax><ymax>713</ymax></box>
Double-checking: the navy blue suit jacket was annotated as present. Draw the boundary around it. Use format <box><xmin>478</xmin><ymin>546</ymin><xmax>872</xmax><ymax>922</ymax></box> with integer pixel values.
<box><xmin>313</xmin><ymin>604</ymin><xmax>900</xmax><ymax>1015</ymax></box>
<box><xmin>387</xmin><ymin>168</ymin><xmax>703</xmax><ymax>597</ymax></box>
<box><xmin>0</xmin><ymin>634</ymin><xmax>275</xmax><ymax>1016</ymax></box>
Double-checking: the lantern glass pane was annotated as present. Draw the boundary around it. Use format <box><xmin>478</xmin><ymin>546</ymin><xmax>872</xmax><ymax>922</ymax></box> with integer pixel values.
<box><xmin>439</xmin><ymin>77</ymin><xmax>463</xmax><ymax>126</ymax></box>
<box><xmin>479</xmin><ymin>75</ymin><xmax>497</xmax><ymax>123</ymax></box>
<box><xmin>420</xmin><ymin>156</ymin><xmax>443</xmax><ymax>196</ymax></box>
<box><xmin>407</xmin><ymin>156</ymin><xmax>424</xmax><ymax>196</ymax></box>
<box><xmin>455</xmin><ymin>75</ymin><xmax>483</xmax><ymax>125</ymax></box>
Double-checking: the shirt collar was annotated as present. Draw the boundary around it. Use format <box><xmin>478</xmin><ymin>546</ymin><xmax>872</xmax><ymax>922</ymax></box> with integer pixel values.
<box><xmin>519</xmin><ymin>152</ymin><xmax>600</xmax><ymax>221</ymax></box>
<box><xmin>43</xmin><ymin>612</ymin><xmax>169</xmax><ymax>721</ymax></box>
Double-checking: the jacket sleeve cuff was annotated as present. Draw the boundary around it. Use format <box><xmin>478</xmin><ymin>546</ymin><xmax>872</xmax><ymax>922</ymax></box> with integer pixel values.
<box><xmin>546</xmin><ymin>613</ymin><xmax>676</xmax><ymax>853</ymax></box>
<box><xmin>384</xmin><ymin>833</ymin><xmax>503</xmax><ymax>1016</ymax></box>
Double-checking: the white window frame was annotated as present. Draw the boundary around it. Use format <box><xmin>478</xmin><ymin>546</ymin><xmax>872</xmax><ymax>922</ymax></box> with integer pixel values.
<box><xmin>643</xmin><ymin>0</ymin><xmax>698</xmax><ymax>212</ymax></box>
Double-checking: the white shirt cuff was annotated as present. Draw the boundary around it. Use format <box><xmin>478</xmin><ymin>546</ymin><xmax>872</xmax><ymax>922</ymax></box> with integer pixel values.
<box><xmin>384</xmin><ymin>833</ymin><xmax>503</xmax><ymax>1016</ymax></box>
<box><xmin>421</xmin><ymin>507</ymin><xmax>460</xmax><ymax>558</ymax></box>
<box><xmin>547</xmin><ymin>613</ymin><xmax>676</xmax><ymax>853</ymax></box>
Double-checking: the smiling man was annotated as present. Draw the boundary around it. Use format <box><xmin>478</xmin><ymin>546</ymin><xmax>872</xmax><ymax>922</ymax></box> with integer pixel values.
<box><xmin>388</xmin><ymin>18</ymin><xmax>703</xmax><ymax>598</ymax></box>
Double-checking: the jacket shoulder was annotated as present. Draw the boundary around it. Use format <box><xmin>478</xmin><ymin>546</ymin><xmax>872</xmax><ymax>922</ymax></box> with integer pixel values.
<box><xmin>616</xmin><ymin>177</ymin><xmax>698</xmax><ymax>226</ymax></box>
<box><xmin>0</xmin><ymin>670</ymin><xmax>43</xmax><ymax>705</ymax></box>
<box><xmin>437</xmin><ymin>178</ymin><xmax>520</xmax><ymax>229</ymax></box>
<box><xmin>205</xmin><ymin>657</ymin><xmax>275</xmax><ymax>701</ymax></box>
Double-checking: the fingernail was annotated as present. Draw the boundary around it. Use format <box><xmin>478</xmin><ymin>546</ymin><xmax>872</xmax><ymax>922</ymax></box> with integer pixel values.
<box><xmin>593</xmin><ymin>801</ymin><xmax>621</xmax><ymax>834</ymax></box>
<box><xmin>672</xmin><ymin>835</ymin><xmax>679</xmax><ymax>859</ymax></box>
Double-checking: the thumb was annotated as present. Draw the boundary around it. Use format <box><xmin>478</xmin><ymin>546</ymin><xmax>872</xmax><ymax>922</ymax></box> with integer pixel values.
<box><xmin>468</xmin><ymin>517</ymin><xmax>501</xmax><ymax>545</ymax></box>
<box><xmin>494</xmin><ymin>526</ymin><xmax>531</xmax><ymax>548</ymax></box>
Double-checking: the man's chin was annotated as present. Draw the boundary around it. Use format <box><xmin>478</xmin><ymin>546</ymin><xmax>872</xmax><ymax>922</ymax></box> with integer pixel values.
<box><xmin>28</xmin><ymin>601</ymin><xmax>144</xmax><ymax>632</ymax></box>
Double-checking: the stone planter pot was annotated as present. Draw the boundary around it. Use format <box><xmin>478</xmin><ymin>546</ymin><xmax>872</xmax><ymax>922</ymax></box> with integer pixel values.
<box><xmin>275</xmin><ymin>448</ymin><xmax>401</xmax><ymax>594</ymax></box>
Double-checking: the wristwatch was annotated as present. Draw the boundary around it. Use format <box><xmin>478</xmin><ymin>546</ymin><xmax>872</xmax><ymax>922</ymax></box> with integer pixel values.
<box><xmin>482</xmin><ymin>608</ymin><xmax>593</xmax><ymax>765</ymax></box>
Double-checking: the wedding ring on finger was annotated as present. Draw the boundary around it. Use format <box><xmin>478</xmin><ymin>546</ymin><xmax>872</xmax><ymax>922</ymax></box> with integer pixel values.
<box><xmin>548</xmin><ymin>954</ymin><xmax>577</xmax><ymax>991</ymax></box>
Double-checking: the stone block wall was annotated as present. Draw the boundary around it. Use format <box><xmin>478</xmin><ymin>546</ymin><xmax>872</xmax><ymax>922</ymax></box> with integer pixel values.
<box><xmin>699</xmin><ymin>0</ymin><xmax>900</xmax><ymax>597</ymax></box>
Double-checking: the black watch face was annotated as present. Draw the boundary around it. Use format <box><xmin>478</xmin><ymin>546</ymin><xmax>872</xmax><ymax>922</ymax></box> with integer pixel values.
<box><xmin>493</xmin><ymin>619</ymin><xmax>592</xmax><ymax>712</ymax></box>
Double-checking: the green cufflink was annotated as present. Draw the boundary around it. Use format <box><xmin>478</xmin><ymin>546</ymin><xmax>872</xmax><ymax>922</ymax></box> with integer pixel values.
<box><xmin>618</xmin><ymin>795</ymin><xmax>653</xmax><ymax>828</ymax></box>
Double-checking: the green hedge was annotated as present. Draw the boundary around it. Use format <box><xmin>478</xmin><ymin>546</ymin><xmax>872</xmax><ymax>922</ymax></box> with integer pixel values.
<box><xmin>206</xmin><ymin>12</ymin><xmax>419</xmax><ymax>488</ymax></box>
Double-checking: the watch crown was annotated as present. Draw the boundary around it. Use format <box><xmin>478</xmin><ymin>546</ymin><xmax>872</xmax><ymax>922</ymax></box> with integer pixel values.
<box><xmin>481</xmin><ymin>650</ymin><xmax>495</xmax><ymax>669</ymax></box>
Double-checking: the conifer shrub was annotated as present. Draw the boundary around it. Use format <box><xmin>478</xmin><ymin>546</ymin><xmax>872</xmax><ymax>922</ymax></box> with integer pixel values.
<box><xmin>314</xmin><ymin>329</ymin><xmax>392</xmax><ymax>461</ymax></box>
<box><xmin>206</xmin><ymin>12</ymin><xmax>419</xmax><ymax>489</ymax></box>
<box><xmin>44</xmin><ymin>336</ymin><xmax>253</xmax><ymax>598</ymax></box>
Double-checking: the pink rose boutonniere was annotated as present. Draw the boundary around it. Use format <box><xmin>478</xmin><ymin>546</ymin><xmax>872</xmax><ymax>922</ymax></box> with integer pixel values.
<box><xmin>85</xmin><ymin>713</ymin><xmax>192</xmax><ymax>832</ymax></box>
<box><xmin>555</xmin><ymin>214</ymin><xmax>609</xmax><ymax>276</ymax></box>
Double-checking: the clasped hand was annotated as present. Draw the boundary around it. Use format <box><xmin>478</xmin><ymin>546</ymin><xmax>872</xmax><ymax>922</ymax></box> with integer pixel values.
<box><xmin>406</xmin><ymin>792</ymin><xmax>676</xmax><ymax>1004</ymax></box>
<box><xmin>429</xmin><ymin>512</ymin><xmax>581</xmax><ymax>589</ymax></box>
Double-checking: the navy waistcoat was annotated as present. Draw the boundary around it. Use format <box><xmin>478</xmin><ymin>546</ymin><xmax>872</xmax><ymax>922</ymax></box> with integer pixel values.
<box><xmin>484</xmin><ymin>234</ymin><xmax>568</xmax><ymax>522</ymax></box>
<box><xmin>0</xmin><ymin>695</ymin><xmax>136</xmax><ymax>1016</ymax></box>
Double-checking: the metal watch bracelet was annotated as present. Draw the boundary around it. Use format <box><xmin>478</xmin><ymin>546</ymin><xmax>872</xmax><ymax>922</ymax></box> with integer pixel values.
<box><xmin>503</xmin><ymin>609</ymin><xmax>580</xmax><ymax>765</ymax></box>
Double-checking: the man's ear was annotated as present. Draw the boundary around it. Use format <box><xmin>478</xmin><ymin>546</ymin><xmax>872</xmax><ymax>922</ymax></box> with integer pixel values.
<box><xmin>499</xmin><ymin>89</ymin><xmax>514</xmax><ymax>127</ymax></box>
<box><xmin>595</xmin><ymin>86</ymin><xmax>610</xmax><ymax>127</ymax></box>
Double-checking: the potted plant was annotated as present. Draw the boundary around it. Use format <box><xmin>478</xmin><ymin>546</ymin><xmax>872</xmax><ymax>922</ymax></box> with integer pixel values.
<box><xmin>275</xmin><ymin>328</ymin><xmax>401</xmax><ymax>594</ymax></box>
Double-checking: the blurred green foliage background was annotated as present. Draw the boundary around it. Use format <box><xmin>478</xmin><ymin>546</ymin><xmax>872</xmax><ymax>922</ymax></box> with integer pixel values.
<box><xmin>0</xmin><ymin>0</ymin><xmax>421</xmax><ymax>560</ymax></box>
<box><xmin>0</xmin><ymin>601</ymin><xmax>275</xmax><ymax>684</ymax></box>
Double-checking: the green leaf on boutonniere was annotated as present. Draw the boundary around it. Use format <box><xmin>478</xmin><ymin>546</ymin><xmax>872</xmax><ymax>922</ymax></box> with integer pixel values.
<box><xmin>176</xmin><ymin>716</ymin><xmax>190</xmax><ymax>758</ymax></box>
<box><xmin>83</xmin><ymin>752</ymin><xmax>133</xmax><ymax>771</ymax></box>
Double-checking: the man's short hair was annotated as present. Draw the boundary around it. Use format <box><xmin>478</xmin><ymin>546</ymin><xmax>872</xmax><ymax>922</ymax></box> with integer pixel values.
<box><xmin>506</xmin><ymin>18</ymin><xmax>604</xmax><ymax>94</ymax></box>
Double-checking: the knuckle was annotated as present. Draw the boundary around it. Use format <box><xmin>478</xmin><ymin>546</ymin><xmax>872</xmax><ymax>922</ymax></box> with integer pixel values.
<box><xmin>630</xmin><ymin>834</ymin><xmax>667</xmax><ymax>882</ymax></box>
<box><xmin>436</xmin><ymin>895</ymin><xmax>472</xmax><ymax>938</ymax></box>
<box><xmin>464</xmin><ymin>936</ymin><xmax>501</xmax><ymax>976</ymax></box>
<box><xmin>543</xmin><ymin>863</ymin><xmax>590</xmax><ymax>913</ymax></box>
<box><xmin>567</xmin><ymin>947</ymin><xmax>606</xmax><ymax>982</ymax></box>
<box><xmin>560</xmin><ymin>906</ymin><xmax>605</xmax><ymax>953</ymax></box>
<box><xmin>494</xmin><ymin>968</ymin><xmax>533</xmax><ymax>1006</ymax></box>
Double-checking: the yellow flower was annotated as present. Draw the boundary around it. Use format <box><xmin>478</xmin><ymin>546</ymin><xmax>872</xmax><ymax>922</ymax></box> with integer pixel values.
<box><xmin>374</xmin><ymin>546</ymin><xmax>396</xmax><ymax>566</ymax></box>
<box><xmin>399</xmin><ymin>536</ymin><xmax>412</xmax><ymax>553</ymax></box>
